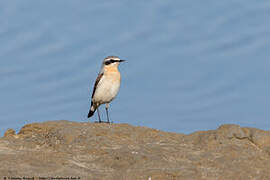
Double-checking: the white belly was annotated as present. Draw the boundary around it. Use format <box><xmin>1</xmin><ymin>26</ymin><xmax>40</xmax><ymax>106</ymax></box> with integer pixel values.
<box><xmin>92</xmin><ymin>75</ymin><xmax>120</xmax><ymax>104</ymax></box>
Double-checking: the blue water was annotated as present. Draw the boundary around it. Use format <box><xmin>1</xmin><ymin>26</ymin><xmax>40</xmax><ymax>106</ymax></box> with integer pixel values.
<box><xmin>0</xmin><ymin>1</ymin><xmax>270</xmax><ymax>135</ymax></box>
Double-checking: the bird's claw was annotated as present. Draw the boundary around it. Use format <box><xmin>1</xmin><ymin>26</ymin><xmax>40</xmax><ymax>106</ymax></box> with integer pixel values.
<box><xmin>94</xmin><ymin>121</ymin><xmax>111</xmax><ymax>124</ymax></box>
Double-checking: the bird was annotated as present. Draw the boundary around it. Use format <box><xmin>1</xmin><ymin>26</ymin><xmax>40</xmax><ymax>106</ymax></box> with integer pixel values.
<box><xmin>88</xmin><ymin>56</ymin><xmax>126</xmax><ymax>123</ymax></box>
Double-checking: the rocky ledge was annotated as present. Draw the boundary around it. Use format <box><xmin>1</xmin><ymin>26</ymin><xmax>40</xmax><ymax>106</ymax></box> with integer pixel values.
<box><xmin>1</xmin><ymin>120</ymin><xmax>270</xmax><ymax>179</ymax></box>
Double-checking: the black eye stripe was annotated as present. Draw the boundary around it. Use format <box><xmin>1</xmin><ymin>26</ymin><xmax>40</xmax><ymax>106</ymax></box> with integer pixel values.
<box><xmin>104</xmin><ymin>61</ymin><xmax>111</xmax><ymax>65</ymax></box>
<box><xmin>104</xmin><ymin>59</ymin><xmax>118</xmax><ymax>65</ymax></box>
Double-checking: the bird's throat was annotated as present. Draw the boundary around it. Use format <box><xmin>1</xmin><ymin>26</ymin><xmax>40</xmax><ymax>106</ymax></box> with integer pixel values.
<box><xmin>104</xmin><ymin>65</ymin><xmax>119</xmax><ymax>73</ymax></box>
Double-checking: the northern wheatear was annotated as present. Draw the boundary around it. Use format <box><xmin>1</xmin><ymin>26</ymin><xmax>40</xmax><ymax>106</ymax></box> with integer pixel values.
<box><xmin>88</xmin><ymin>56</ymin><xmax>126</xmax><ymax>123</ymax></box>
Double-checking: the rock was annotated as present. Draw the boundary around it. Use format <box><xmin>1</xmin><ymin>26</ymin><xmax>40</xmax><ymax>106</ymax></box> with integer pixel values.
<box><xmin>3</xmin><ymin>128</ymin><xmax>15</xmax><ymax>137</ymax></box>
<box><xmin>0</xmin><ymin>120</ymin><xmax>270</xmax><ymax>179</ymax></box>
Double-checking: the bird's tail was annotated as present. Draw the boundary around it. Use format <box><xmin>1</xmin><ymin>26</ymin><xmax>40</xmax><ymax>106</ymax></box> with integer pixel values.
<box><xmin>88</xmin><ymin>102</ymin><xmax>96</xmax><ymax>118</ymax></box>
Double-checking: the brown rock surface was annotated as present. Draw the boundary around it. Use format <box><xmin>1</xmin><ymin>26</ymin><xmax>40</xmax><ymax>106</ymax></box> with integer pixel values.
<box><xmin>1</xmin><ymin>120</ymin><xmax>270</xmax><ymax>179</ymax></box>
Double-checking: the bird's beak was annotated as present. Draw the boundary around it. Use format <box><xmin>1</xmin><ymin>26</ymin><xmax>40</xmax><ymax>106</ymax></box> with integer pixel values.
<box><xmin>119</xmin><ymin>60</ymin><xmax>126</xmax><ymax>62</ymax></box>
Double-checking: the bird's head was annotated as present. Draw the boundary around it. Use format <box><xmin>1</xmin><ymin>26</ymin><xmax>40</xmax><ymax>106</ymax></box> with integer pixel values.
<box><xmin>103</xmin><ymin>56</ymin><xmax>126</xmax><ymax>68</ymax></box>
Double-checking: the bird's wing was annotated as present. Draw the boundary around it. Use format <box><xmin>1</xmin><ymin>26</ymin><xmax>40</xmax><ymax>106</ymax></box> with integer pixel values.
<box><xmin>91</xmin><ymin>73</ymin><xmax>104</xmax><ymax>98</ymax></box>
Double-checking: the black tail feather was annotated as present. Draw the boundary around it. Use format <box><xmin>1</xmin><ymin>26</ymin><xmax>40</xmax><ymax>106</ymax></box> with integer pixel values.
<box><xmin>88</xmin><ymin>109</ymin><xmax>95</xmax><ymax>118</ymax></box>
<box><xmin>88</xmin><ymin>102</ymin><xmax>96</xmax><ymax>118</ymax></box>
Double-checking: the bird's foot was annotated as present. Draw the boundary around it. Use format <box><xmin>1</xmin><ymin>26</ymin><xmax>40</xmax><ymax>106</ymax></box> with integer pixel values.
<box><xmin>94</xmin><ymin>121</ymin><xmax>110</xmax><ymax>124</ymax></box>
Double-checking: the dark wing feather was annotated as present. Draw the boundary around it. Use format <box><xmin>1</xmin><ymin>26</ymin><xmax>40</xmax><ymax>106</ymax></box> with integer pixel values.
<box><xmin>88</xmin><ymin>73</ymin><xmax>104</xmax><ymax>118</ymax></box>
<box><xmin>91</xmin><ymin>73</ymin><xmax>104</xmax><ymax>98</ymax></box>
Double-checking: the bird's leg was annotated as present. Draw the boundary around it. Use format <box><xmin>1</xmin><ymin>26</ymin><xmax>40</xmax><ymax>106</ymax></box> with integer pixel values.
<box><xmin>96</xmin><ymin>107</ymin><xmax>102</xmax><ymax>123</ymax></box>
<box><xmin>105</xmin><ymin>103</ymin><xmax>110</xmax><ymax>123</ymax></box>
